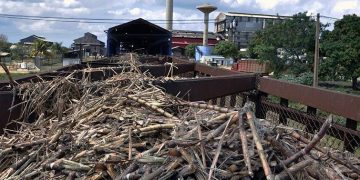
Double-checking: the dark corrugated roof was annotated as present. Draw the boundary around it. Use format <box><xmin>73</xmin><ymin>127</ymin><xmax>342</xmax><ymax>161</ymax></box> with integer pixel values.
<box><xmin>108</xmin><ymin>18</ymin><xmax>170</xmax><ymax>35</ymax></box>
<box><xmin>73</xmin><ymin>32</ymin><xmax>104</xmax><ymax>46</ymax></box>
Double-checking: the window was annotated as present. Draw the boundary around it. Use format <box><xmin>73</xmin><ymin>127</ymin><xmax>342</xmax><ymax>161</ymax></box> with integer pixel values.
<box><xmin>248</xmin><ymin>17</ymin><xmax>251</xmax><ymax>22</ymax></box>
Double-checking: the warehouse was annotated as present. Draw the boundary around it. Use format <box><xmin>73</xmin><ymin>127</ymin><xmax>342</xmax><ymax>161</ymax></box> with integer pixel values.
<box><xmin>106</xmin><ymin>18</ymin><xmax>172</xmax><ymax>56</ymax></box>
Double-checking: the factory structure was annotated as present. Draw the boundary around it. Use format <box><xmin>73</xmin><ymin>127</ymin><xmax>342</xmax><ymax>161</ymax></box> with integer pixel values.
<box><xmin>215</xmin><ymin>12</ymin><xmax>289</xmax><ymax>50</ymax></box>
<box><xmin>103</xmin><ymin>0</ymin><xmax>289</xmax><ymax>58</ymax></box>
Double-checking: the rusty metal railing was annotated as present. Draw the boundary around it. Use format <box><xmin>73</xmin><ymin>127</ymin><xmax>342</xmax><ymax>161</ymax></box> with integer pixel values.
<box><xmin>0</xmin><ymin>56</ymin><xmax>359</xmax><ymax>155</ymax></box>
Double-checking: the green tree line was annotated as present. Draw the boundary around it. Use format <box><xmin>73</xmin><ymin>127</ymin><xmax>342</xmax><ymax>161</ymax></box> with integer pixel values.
<box><xmin>0</xmin><ymin>35</ymin><xmax>68</xmax><ymax>63</ymax></box>
<box><xmin>248</xmin><ymin>12</ymin><xmax>360</xmax><ymax>90</ymax></box>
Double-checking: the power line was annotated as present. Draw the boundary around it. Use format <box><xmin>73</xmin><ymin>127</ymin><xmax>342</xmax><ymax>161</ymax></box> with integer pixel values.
<box><xmin>320</xmin><ymin>15</ymin><xmax>340</xmax><ymax>20</ymax></box>
<box><xmin>0</xmin><ymin>15</ymin><xmax>216</xmax><ymax>25</ymax></box>
<box><xmin>0</xmin><ymin>13</ymin><xmax>216</xmax><ymax>22</ymax></box>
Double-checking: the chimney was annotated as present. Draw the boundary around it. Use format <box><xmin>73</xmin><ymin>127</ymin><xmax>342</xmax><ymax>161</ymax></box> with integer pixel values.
<box><xmin>166</xmin><ymin>0</ymin><xmax>173</xmax><ymax>31</ymax></box>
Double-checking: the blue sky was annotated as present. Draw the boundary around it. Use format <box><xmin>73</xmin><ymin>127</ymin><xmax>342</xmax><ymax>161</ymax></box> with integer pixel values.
<box><xmin>0</xmin><ymin>0</ymin><xmax>359</xmax><ymax>47</ymax></box>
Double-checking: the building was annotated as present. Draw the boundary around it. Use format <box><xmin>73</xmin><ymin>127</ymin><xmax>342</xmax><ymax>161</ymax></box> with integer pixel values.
<box><xmin>106</xmin><ymin>18</ymin><xmax>171</xmax><ymax>56</ymax></box>
<box><xmin>19</xmin><ymin>35</ymin><xmax>52</xmax><ymax>45</ymax></box>
<box><xmin>200</xmin><ymin>55</ymin><xmax>234</xmax><ymax>67</ymax></box>
<box><xmin>0</xmin><ymin>52</ymin><xmax>10</xmax><ymax>63</ymax></box>
<box><xmin>72</xmin><ymin>32</ymin><xmax>105</xmax><ymax>57</ymax></box>
<box><xmin>215</xmin><ymin>12</ymin><xmax>289</xmax><ymax>50</ymax></box>
<box><xmin>171</xmin><ymin>30</ymin><xmax>223</xmax><ymax>57</ymax></box>
<box><xmin>172</xmin><ymin>30</ymin><xmax>221</xmax><ymax>48</ymax></box>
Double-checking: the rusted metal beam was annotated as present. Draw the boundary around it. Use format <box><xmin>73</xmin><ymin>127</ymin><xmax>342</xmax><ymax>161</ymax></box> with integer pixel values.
<box><xmin>155</xmin><ymin>74</ymin><xmax>256</xmax><ymax>101</ymax></box>
<box><xmin>139</xmin><ymin>63</ymin><xmax>195</xmax><ymax>77</ymax></box>
<box><xmin>259</xmin><ymin>77</ymin><xmax>360</xmax><ymax>122</ymax></box>
<box><xmin>0</xmin><ymin>91</ymin><xmax>22</xmax><ymax>134</ymax></box>
<box><xmin>345</xmin><ymin>119</ymin><xmax>358</xmax><ymax>152</ymax></box>
<box><xmin>194</xmin><ymin>63</ymin><xmax>243</xmax><ymax>76</ymax></box>
<box><xmin>0</xmin><ymin>71</ymin><xmax>69</xmax><ymax>89</ymax></box>
<box><xmin>0</xmin><ymin>63</ymin><xmax>195</xmax><ymax>89</ymax></box>
<box><xmin>279</xmin><ymin>98</ymin><xmax>288</xmax><ymax>125</ymax></box>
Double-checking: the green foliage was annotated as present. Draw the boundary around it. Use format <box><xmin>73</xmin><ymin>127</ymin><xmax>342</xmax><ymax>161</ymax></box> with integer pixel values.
<box><xmin>0</xmin><ymin>34</ymin><xmax>10</xmax><ymax>52</ymax></box>
<box><xmin>213</xmin><ymin>41</ymin><xmax>238</xmax><ymax>58</ymax></box>
<box><xmin>184</xmin><ymin>44</ymin><xmax>198</xmax><ymax>58</ymax></box>
<box><xmin>279</xmin><ymin>72</ymin><xmax>313</xmax><ymax>86</ymax></box>
<box><xmin>10</xmin><ymin>44</ymin><xmax>29</xmax><ymax>61</ymax></box>
<box><xmin>50</xmin><ymin>42</ymin><xmax>67</xmax><ymax>59</ymax></box>
<box><xmin>321</xmin><ymin>14</ymin><xmax>360</xmax><ymax>90</ymax></box>
<box><xmin>31</xmin><ymin>40</ymin><xmax>52</xmax><ymax>59</ymax></box>
<box><xmin>236</xmin><ymin>51</ymin><xmax>249</xmax><ymax>59</ymax></box>
<box><xmin>249</xmin><ymin>12</ymin><xmax>321</xmax><ymax>76</ymax></box>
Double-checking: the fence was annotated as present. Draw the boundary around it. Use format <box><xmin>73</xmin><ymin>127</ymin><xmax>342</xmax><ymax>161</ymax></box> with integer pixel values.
<box><xmin>180</xmin><ymin>60</ymin><xmax>360</xmax><ymax>156</ymax></box>
<box><xmin>0</xmin><ymin>56</ymin><xmax>359</xmax><ymax>157</ymax></box>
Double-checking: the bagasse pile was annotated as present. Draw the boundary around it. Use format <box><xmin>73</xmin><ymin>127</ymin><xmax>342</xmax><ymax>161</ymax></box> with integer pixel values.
<box><xmin>0</xmin><ymin>55</ymin><xmax>359</xmax><ymax>180</ymax></box>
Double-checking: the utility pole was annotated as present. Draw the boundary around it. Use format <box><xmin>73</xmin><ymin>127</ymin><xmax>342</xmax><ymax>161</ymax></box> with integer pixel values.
<box><xmin>313</xmin><ymin>13</ymin><xmax>320</xmax><ymax>87</ymax></box>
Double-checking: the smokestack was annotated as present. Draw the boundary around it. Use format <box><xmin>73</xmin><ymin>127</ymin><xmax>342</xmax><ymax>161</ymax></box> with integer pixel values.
<box><xmin>166</xmin><ymin>0</ymin><xmax>173</xmax><ymax>31</ymax></box>
<box><xmin>197</xmin><ymin>3</ymin><xmax>217</xmax><ymax>46</ymax></box>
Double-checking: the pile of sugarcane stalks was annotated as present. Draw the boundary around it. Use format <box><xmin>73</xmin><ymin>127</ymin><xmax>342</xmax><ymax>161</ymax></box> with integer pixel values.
<box><xmin>0</xmin><ymin>55</ymin><xmax>359</xmax><ymax>180</ymax></box>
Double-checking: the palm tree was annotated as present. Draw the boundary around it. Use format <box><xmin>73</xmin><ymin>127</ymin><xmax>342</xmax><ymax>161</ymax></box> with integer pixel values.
<box><xmin>31</xmin><ymin>39</ymin><xmax>52</xmax><ymax>59</ymax></box>
<box><xmin>50</xmin><ymin>42</ymin><xmax>63</xmax><ymax>59</ymax></box>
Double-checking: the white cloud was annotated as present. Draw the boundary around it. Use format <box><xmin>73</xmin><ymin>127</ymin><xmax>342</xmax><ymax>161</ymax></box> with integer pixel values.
<box><xmin>15</xmin><ymin>20</ymin><xmax>55</xmax><ymax>33</ymax></box>
<box><xmin>220</xmin><ymin>0</ymin><xmax>251</xmax><ymax>7</ymax></box>
<box><xmin>77</xmin><ymin>23</ymin><xmax>107</xmax><ymax>39</ymax></box>
<box><xmin>0</xmin><ymin>0</ymin><xmax>89</xmax><ymax>15</ymax></box>
<box><xmin>332</xmin><ymin>0</ymin><xmax>359</xmax><ymax>13</ymax></box>
<box><xmin>62</xmin><ymin>0</ymin><xmax>80</xmax><ymax>7</ymax></box>
<box><xmin>107</xmin><ymin>9</ymin><xmax>127</xmax><ymax>16</ymax></box>
<box><xmin>305</xmin><ymin>1</ymin><xmax>324</xmax><ymax>16</ymax></box>
<box><xmin>1</xmin><ymin>0</ymin><xmax>360</xmax><ymax>47</ymax></box>
<box><xmin>129</xmin><ymin>8</ymin><xmax>142</xmax><ymax>16</ymax></box>
<box><xmin>255</xmin><ymin>0</ymin><xmax>300</xmax><ymax>10</ymax></box>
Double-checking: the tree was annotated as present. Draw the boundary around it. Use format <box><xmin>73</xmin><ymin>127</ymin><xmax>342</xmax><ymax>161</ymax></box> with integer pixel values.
<box><xmin>213</xmin><ymin>41</ymin><xmax>238</xmax><ymax>58</ymax></box>
<box><xmin>237</xmin><ymin>50</ymin><xmax>249</xmax><ymax>60</ymax></box>
<box><xmin>10</xmin><ymin>44</ymin><xmax>28</xmax><ymax>62</ymax></box>
<box><xmin>322</xmin><ymin>14</ymin><xmax>360</xmax><ymax>90</ymax></box>
<box><xmin>31</xmin><ymin>39</ymin><xmax>52</xmax><ymax>59</ymax></box>
<box><xmin>51</xmin><ymin>42</ymin><xmax>67</xmax><ymax>60</ymax></box>
<box><xmin>185</xmin><ymin>44</ymin><xmax>198</xmax><ymax>58</ymax></box>
<box><xmin>0</xmin><ymin>34</ymin><xmax>10</xmax><ymax>52</ymax></box>
<box><xmin>249</xmin><ymin>12</ymin><xmax>321</xmax><ymax>77</ymax></box>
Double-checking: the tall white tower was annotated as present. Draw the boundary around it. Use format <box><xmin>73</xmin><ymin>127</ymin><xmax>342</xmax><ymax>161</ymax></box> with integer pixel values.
<box><xmin>197</xmin><ymin>3</ymin><xmax>217</xmax><ymax>46</ymax></box>
<box><xmin>166</xmin><ymin>0</ymin><xmax>173</xmax><ymax>31</ymax></box>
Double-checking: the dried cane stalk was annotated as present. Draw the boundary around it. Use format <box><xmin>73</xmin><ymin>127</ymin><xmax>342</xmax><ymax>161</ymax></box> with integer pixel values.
<box><xmin>0</xmin><ymin>63</ymin><xmax>17</xmax><ymax>88</ymax></box>
<box><xmin>207</xmin><ymin>113</ymin><xmax>234</xmax><ymax>180</ymax></box>
<box><xmin>185</xmin><ymin>102</ymin><xmax>232</xmax><ymax>113</ymax></box>
<box><xmin>128</xmin><ymin>127</ymin><xmax>132</xmax><ymax>160</ymax></box>
<box><xmin>282</xmin><ymin>115</ymin><xmax>332</xmax><ymax>167</ymax></box>
<box><xmin>289</xmin><ymin>130</ymin><xmax>360</xmax><ymax>174</ymax></box>
<box><xmin>238</xmin><ymin>111</ymin><xmax>253</xmax><ymax>177</ymax></box>
<box><xmin>246</xmin><ymin>111</ymin><xmax>274</xmax><ymax>180</ymax></box>
<box><xmin>127</xmin><ymin>95</ymin><xmax>179</xmax><ymax>121</ymax></box>
<box><xmin>275</xmin><ymin>159</ymin><xmax>314</xmax><ymax>180</ymax></box>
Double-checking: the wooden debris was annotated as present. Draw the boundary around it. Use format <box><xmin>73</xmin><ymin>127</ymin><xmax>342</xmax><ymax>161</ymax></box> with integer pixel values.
<box><xmin>0</xmin><ymin>55</ymin><xmax>358</xmax><ymax>179</ymax></box>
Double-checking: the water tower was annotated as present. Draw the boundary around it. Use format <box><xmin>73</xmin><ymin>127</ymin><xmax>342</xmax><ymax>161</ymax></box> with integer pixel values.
<box><xmin>197</xmin><ymin>3</ymin><xmax>217</xmax><ymax>46</ymax></box>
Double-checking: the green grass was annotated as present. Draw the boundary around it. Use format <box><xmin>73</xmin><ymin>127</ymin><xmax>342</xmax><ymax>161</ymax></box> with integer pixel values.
<box><xmin>319</xmin><ymin>81</ymin><xmax>360</xmax><ymax>96</ymax></box>
<box><xmin>0</xmin><ymin>73</ymin><xmax>30</xmax><ymax>81</ymax></box>
<box><xmin>39</xmin><ymin>62</ymin><xmax>63</xmax><ymax>72</ymax></box>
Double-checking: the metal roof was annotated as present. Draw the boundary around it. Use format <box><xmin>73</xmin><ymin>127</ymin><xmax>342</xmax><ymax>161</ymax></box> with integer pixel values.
<box><xmin>73</xmin><ymin>32</ymin><xmax>104</xmax><ymax>46</ymax></box>
<box><xmin>172</xmin><ymin>30</ymin><xmax>219</xmax><ymax>39</ymax></box>
<box><xmin>222</xmin><ymin>12</ymin><xmax>290</xmax><ymax>19</ymax></box>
